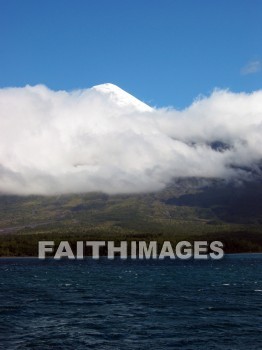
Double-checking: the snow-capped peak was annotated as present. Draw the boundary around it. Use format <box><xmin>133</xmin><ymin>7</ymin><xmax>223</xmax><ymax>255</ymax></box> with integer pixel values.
<box><xmin>92</xmin><ymin>83</ymin><xmax>153</xmax><ymax>112</ymax></box>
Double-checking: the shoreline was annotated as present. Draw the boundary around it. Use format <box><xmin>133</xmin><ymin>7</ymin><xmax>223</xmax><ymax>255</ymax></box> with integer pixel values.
<box><xmin>1</xmin><ymin>252</ymin><xmax>262</xmax><ymax>259</ymax></box>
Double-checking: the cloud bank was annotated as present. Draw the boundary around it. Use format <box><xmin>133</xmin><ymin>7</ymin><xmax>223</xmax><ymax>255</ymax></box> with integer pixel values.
<box><xmin>0</xmin><ymin>84</ymin><xmax>262</xmax><ymax>195</ymax></box>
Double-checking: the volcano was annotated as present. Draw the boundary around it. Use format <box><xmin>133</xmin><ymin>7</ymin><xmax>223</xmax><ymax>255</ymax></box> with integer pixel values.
<box><xmin>92</xmin><ymin>83</ymin><xmax>153</xmax><ymax>112</ymax></box>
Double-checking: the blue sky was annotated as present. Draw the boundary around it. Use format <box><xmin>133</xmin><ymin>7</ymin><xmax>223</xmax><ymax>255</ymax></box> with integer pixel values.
<box><xmin>0</xmin><ymin>0</ymin><xmax>262</xmax><ymax>108</ymax></box>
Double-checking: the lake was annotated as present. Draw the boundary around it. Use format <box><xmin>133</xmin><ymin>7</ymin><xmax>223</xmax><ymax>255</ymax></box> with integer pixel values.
<box><xmin>0</xmin><ymin>254</ymin><xmax>261</xmax><ymax>349</ymax></box>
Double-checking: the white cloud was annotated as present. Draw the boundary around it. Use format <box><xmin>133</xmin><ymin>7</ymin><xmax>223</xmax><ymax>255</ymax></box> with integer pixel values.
<box><xmin>241</xmin><ymin>60</ymin><xmax>261</xmax><ymax>75</ymax></box>
<box><xmin>0</xmin><ymin>84</ymin><xmax>262</xmax><ymax>195</ymax></box>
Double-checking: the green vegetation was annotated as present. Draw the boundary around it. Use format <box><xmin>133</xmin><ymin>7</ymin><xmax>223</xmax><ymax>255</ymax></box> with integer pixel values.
<box><xmin>0</xmin><ymin>178</ymin><xmax>261</xmax><ymax>256</ymax></box>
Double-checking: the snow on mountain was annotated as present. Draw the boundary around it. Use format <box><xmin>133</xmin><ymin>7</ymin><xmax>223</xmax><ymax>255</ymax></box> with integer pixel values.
<box><xmin>92</xmin><ymin>83</ymin><xmax>153</xmax><ymax>112</ymax></box>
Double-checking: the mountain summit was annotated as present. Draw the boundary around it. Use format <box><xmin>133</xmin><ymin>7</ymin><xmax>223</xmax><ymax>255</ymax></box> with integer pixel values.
<box><xmin>92</xmin><ymin>83</ymin><xmax>153</xmax><ymax>112</ymax></box>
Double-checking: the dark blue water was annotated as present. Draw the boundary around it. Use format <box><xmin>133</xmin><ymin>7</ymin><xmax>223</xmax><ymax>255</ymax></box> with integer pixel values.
<box><xmin>0</xmin><ymin>255</ymin><xmax>261</xmax><ymax>350</ymax></box>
